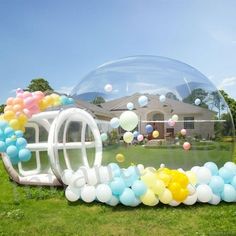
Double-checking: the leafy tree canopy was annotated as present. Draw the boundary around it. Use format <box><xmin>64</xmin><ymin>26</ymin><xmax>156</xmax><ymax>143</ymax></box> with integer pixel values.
<box><xmin>27</xmin><ymin>78</ymin><xmax>53</xmax><ymax>92</ymax></box>
<box><xmin>91</xmin><ymin>96</ymin><xmax>105</xmax><ymax>106</ymax></box>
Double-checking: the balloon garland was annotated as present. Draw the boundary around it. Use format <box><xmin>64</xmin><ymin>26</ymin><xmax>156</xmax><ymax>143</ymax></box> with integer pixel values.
<box><xmin>0</xmin><ymin>89</ymin><xmax>74</xmax><ymax>164</ymax></box>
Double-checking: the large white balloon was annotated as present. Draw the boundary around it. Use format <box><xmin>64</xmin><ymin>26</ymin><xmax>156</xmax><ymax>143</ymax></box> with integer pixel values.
<box><xmin>183</xmin><ymin>191</ymin><xmax>198</xmax><ymax>205</ymax></box>
<box><xmin>98</xmin><ymin>166</ymin><xmax>112</xmax><ymax>183</ymax></box>
<box><xmin>65</xmin><ymin>185</ymin><xmax>81</xmax><ymax>202</ymax></box>
<box><xmin>196</xmin><ymin>167</ymin><xmax>212</xmax><ymax>184</ymax></box>
<box><xmin>96</xmin><ymin>184</ymin><xmax>112</xmax><ymax>203</ymax></box>
<box><xmin>119</xmin><ymin>111</ymin><xmax>138</xmax><ymax>131</ymax></box>
<box><xmin>106</xmin><ymin>195</ymin><xmax>119</xmax><ymax>206</ymax></box>
<box><xmin>81</xmin><ymin>185</ymin><xmax>96</xmax><ymax>203</ymax></box>
<box><xmin>61</xmin><ymin>169</ymin><xmax>74</xmax><ymax>185</ymax></box>
<box><xmin>209</xmin><ymin>194</ymin><xmax>221</xmax><ymax>205</ymax></box>
<box><xmin>169</xmin><ymin>200</ymin><xmax>181</xmax><ymax>207</ymax></box>
<box><xmin>71</xmin><ymin>170</ymin><xmax>86</xmax><ymax>188</ymax></box>
<box><xmin>196</xmin><ymin>184</ymin><xmax>213</xmax><ymax>203</ymax></box>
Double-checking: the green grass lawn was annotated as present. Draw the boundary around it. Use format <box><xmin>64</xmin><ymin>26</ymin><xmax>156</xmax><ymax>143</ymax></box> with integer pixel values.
<box><xmin>0</xmin><ymin>143</ymin><xmax>236</xmax><ymax>236</ymax></box>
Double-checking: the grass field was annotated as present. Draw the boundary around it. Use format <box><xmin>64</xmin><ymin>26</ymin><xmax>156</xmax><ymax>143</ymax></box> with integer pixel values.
<box><xmin>0</xmin><ymin>143</ymin><xmax>236</xmax><ymax>236</ymax></box>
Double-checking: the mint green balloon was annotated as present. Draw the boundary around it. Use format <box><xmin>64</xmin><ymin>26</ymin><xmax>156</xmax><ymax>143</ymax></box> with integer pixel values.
<box><xmin>119</xmin><ymin>111</ymin><xmax>138</xmax><ymax>131</ymax></box>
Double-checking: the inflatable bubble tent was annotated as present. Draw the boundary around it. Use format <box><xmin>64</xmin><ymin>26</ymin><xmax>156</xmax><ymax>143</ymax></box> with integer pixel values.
<box><xmin>1</xmin><ymin>55</ymin><xmax>236</xmax><ymax>206</ymax></box>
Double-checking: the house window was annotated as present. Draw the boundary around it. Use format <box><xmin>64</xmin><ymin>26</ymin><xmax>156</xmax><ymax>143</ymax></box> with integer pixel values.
<box><xmin>184</xmin><ymin>117</ymin><xmax>194</xmax><ymax>129</ymax></box>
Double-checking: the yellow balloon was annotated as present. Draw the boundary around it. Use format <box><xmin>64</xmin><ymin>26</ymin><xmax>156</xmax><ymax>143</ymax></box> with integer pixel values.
<box><xmin>4</xmin><ymin>110</ymin><xmax>15</xmax><ymax>121</ymax></box>
<box><xmin>140</xmin><ymin>189</ymin><xmax>159</xmax><ymax>206</ymax></box>
<box><xmin>0</xmin><ymin>115</ymin><xmax>4</xmax><ymax>120</ymax></box>
<box><xmin>44</xmin><ymin>96</ymin><xmax>53</xmax><ymax>107</ymax></box>
<box><xmin>151</xmin><ymin>179</ymin><xmax>165</xmax><ymax>196</ymax></box>
<box><xmin>152</xmin><ymin>130</ymin><xmax>159</xmax><ymax>138</ymax></box>
<box><xmin>39</xmin><ymin>100</ymin><xmax>47</xmax><ymax>111</ymax></box>
<box><xmin>156</xmin><ymin>172</ymin><xmax>171</xmax><ymax>187</ymax></box>
<box><xmin>18</xmin><ymin>113</ymin><xmax>28</xmax><ymax>126</ymax></box>
<box><xmin>123</xmin><ymin>131</ymin><xmax>134</xmax><ymax>143</ymax></box>
<box><xmin>159</xmin><ymin>189</ymin><xmax>173</xmax><ymax>204</ymax></box>
<box><xmin>9</xmin><ymin>119</ymin><xmax>20</xmax><ymax>130</ymax></box>
<box><xmin>185</xmin><ymin>171</ymin><xmax>197</xmax><ymax>186</ymax></box>
<box><xmin>141</xmin><ymin>172</ymin><xmax>157</xmax><ymax>188</ymax></box>
<box><xmin>116</xmin><ymin>153</ymin><xmax>125</xmax><ymax>163</ymax></box>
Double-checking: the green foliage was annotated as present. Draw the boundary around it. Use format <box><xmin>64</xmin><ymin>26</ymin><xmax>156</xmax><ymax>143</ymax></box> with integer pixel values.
<box><xmin>220</xmin><ymin>90</ymin><xmax>236</xmax><ymax>128</ymax></box>
<box><xmin>0</xmin><ymin>104</ymin><xmax>5</xmax><ymax>114</ymax></box>
<box><xmin>91</xmin><ymin>96</ymin><xmax>105</xmax><ymax>105</ymax></box>
<box><xmin>183</xmin><ymin>88</ymin><xmax>208</xmax><ymax>108</ymax></box>
<box><xmin>165</xmin><ymin>92</ymin><xmax>179</xmax><ymax>101</ymax></box>
<box><xmin>27</xmin><ymin>78</ymin><xmax>53</xmax><ymax>92</ymax></box>
<box><xmin>107</xmin><ymin>130</ymin><xmax>119</xmax><ymax>145</ymax></box>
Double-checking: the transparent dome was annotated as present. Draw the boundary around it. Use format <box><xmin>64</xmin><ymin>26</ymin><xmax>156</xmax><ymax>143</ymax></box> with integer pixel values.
<box><xmin>70</xmin><ymin>56</ymin><xmax>235</xmax><ymax>169</ymax></box>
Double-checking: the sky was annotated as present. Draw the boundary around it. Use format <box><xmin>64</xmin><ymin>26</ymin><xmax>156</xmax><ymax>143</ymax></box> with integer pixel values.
<box><xmin>0</xmin><ymin>0</ymin><xmax>236</xmax><ymax>104</ymax></box>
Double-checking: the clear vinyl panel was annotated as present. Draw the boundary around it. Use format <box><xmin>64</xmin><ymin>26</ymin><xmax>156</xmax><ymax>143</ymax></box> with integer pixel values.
<box><xmin>71</xmin><ymin>56</ymin><xmax>235</xmax><ymax>170</ymax></box>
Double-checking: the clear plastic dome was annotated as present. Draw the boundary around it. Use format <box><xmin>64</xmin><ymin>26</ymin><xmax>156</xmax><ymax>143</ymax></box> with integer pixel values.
<box><xmin>70</xmin><ymin>56</ymin><xmax>235</xmax><ymax>169</ymax></box>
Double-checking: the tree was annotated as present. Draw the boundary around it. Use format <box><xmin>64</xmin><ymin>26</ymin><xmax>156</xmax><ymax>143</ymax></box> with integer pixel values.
<box><xmin>91</xmin><ymin>96</ymin><xmax>105</xmax><ymax>105</ymax></box>
<box><xmin>0</xmin><ymin>104</ymin><xmax>5</xmax><ymax>114</ymax></box>
<box><xmin>165</xmin><ymin>92</ymin><xmax>179</xmax><ymax>101</ymax></box>
<box><xmin>220</xmin><ymin>90</ymin><xmax>236</xmax><ymax>128</ymax></box>
<box><xmin>183</xmin><ymin>88</ymin><xmax>208</xmax><ymax>108</ymax></box>
<box><xmin>27</xmin><ymin>78</ymin><xmax>53</xmax><ymax>92</ymax></box>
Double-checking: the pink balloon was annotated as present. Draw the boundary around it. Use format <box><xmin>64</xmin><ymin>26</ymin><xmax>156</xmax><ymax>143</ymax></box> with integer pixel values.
<box><xmin>137</xmin><ymin>134</ymin><xmax>144</xmax><ymax>142</ymax></box>
<box><xmin>180</xmin><ymin>129</ymin><xmax>187</xmax><ymax>136</ymax></box>
<box><xmin>30</xmin><ymin>105</ymin><xmax>40</xmax><ymax>114</ymax></box>
<box><xmin>183</xmin><ymin>142</ymin><xmax>191</xmax><ymax>150</ymax></box>
<box><xmin>23</xmin><ymin>108</ymin><xmax>32</xmax><ymax>118</ymax></box>
<box><xmin>22</xmin><ymin>91</ymin><xmax>32</xmax><ymax>98</ymax></box>
<box><xmin>33</xmin><ymin>91</ymin><xmax>44</xmax><ymax>101</ymax></box>
<box><xmin>168</xmin><ymin>119</ymin><xmax>176</xmax><ymax>127</ymax></box>
<box><xmin>24</xmin><ymin>97</ymin><xmax>36</xmax><ymax>108</ymax></box>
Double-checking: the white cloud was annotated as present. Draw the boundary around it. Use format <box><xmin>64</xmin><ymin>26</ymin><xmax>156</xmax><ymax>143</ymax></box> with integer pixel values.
<box><xmin>218</xmin><ymin>76</ymin><xmax>236</xmax><ymax>89</ymax></box>
<box><xmin>55</xmin><ymin>85</ymin><xmax>75</xmax><ymax>95</ymax></box>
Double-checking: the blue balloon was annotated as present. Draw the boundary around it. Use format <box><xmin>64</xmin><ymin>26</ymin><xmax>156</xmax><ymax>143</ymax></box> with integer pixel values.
<box><xmin>67</xmin><ymin>97</ymin><xmax>74</xmax><ymax>104</ymax></box>
<box><xmin>18</xmin><ymin>149</ymin><xmax>31</xmax><ymax>162</ymax></box>
<box><xmin>6</xmin><ymin>145</ymin><xmax>18</xmax><ymax>159</ymax></box>
<box><xmin>133</xmin><ymin>131</ymin><xmax>139</xmax><ymax>138</ymax></box>
<box><xmin>110</xmin><ymin>177</ymin><xmax>126</xmax><ymax>195</ymax></box>
<box><xmin>0</xmin><ymin>121</ymin><xmax>8</xmax><ymax>130</ymax></box>
<box><xmin>10</xmin><ymin>155</ymin><xmax>20</xmax><ymax>165</ymax></box>
<box><xmin>15</xmin><ymin>130</ymin><xmax>24</xmax><ymax>138</ymax></box>
<box><xmin>4</xmin><ymin>127</ymin><xmax>14</xmax><ymax>138</ymax></box>
<box><xmin>224</xmin><ymin>162</ymin><xmax>236</xmax><ymax>175</ymax></box>
<box><xmin>204</xmin><ymin>162</ymin><xmax>218</xmax><ymax>176</ymax></box>
<box><xmin>121</xmin><ymin>167</ymin><xmax>139</xmax><ymax>187</ymax></box>
<box><xmin>231</xmin><ymin>176</ymin><xmax>236</xmax><ymax>189</ymax></box>
<box><xmin>221</xmin><ymin>184</ymin><xmax>236</xmax><ymax>202</ymax></box>
<box><xmin>131</xmin><ymin>180</ymin><xmax>147</xmax><ymax>196</ymax></box>
<box><xmin>209</xmin><ymin>176</ymin><xmax>224</xmax><ymax>194</ymax></box>
<box><xmin>60</xmin><ymin>96</ymin><xmax>68</xmax><ymax>105</ymax></box>
<box><xmin>0</xmin><ymin>141</ymin><xmax>6</xmax><ymax>152</ymax></box>
<box><xmin>145</xmin><ymin>124</ymin><xmax>153</xmax><ymax>133</ymax></box>
<box><xmin>119</xmin><ymin>187</ymin><xmax>135</xmax><ymax>206</ymax></box>
<box><xmin>5</xmin><ymin>137</ymin><xmax>16</xmax><ymax>147</ymax></box>
<box><xmin>108</xmin><ymin>163</ymin><xmax>121</xmax><ymax>177</ymax></box>
<box><xmin>130</xmin><ymin>196</ymin><xmax>141</xmax><ymax>207</ymax></box>
<box><xmin>0</xmin><ymin>130</ymin><xmax>5</xmax><ymax>141</ymax></box>
<box><xmin>219</xmin><ymin>167</ymin><xmax>234</xmax><ymax>184</ymax></box>
<box><xmin>16</xmin><ymin>137</ymin><xmax>27</xmax><ymax>149</ymax></box>
<box><xmin>138</xmin><ymin>95</ymin><xmax>148</xmax><ymax>107</ymax></box>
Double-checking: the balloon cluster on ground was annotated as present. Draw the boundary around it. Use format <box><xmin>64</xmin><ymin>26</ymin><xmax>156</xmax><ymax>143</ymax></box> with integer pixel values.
<box><xmin>64</xmin><ymin>161</ymin><xmax>236</xmax><ymax>207</ymax></box>
<box><xmin>0</xmin><ymin>89</ymin><xmax>74</xmax><ymax>164</ymax></box>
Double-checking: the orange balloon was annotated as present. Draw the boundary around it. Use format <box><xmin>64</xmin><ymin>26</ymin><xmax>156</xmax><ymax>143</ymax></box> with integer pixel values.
<box><xmin>13</xmin><ymin>104</ymin><xmax>23</xmax><ymax>113</ymax></box>
<box><xmin>4</xmin><ymin>105</ymin><xmax>13</xmax><ymax>112</ymax></box>
<box><xmin>6</xmin><ymin>97</ymin><xmax>14</xmax><ymax>105</ymax></box>
<box><xmin>13</xmin><ymin>97</ymin><xmax>24</xmax><ymax>106</ymax></box>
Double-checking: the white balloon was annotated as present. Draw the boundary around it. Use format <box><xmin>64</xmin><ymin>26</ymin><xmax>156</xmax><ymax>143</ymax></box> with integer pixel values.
<box><xmin>104</xmin><ymin>84</ymin><xmax>112</xmax><ymax>92</ymax></box>
<box><xmin>96</xmin><ymin>184</ymin><xmax>112</xmax><ymax>203</ymax></box>
<box><xmin>61</xmin><ymin>169</ymin><xmax>74</xmax><ymax>185</ymax></box>
<box><xmin>106</xmin><ymin>195</ymin><xmax>119</xmax><ymax>206</ymax></box>
<box><xmin>169</xmin><ymin>200</ymin><xmax>181</xmax><ymax>207</ymax></box>
<box><xmin>138</xmin><ymin>95</ymin><xmax>148</xmax><ymax>107</ymax></box>
<box><xmin>171</xmin><ymin>114</ymin><xmax>179</xmax><ymax>122</ymax></box>
<box><xmin>183</xmin><ymin>191</ymin><xmax>198</xmax><ymax>205</ymax></box>
<box><xmin>71</xmin><ymin>170</ymin><xmax>86</xmax><ymax>188</ymax></box>
<box><xmin>65</xmin><ymin>185</ymin><xmax>81</xmax><ymax>202</ymax></box>
<box><xmin>83</xmin><ymin>167</ymin><xmax>98</xmax><ymax>186</ymax></box>
<box><xmin>137</xmin><ymin>164</ymin><xmax>145</xmax><ymax>173</ymax></box>
<box><xmin>130</xmin><ymin>197</ymin><xmax>141</xmax><ymax>207</ymax></box>
<box><xmin>209</xmin><ymin>194</ymin><xmax>221</xmax><ymax>205</ymax></box>
<box><xmin>191</xmin><ymin>166</ymin><xmax>200</xmax><ymax>174</ymax></box>
<box><xmin>196</xmin><ymin>184</ymin><xmax>213</xmax><ymax>203</ymax></box>
<box><xmin>119</xmin><ymin>111</ymin><xmax>138</xmax><ymax>131</ymax></box>
<box><xmin>159</xmin><ymin>95</ymin><xmax>166</xmax><ymax>103</ymax></box>
<box><xmin>98</xmin><ymin>166</ymin><xmax>112</xmax><ymax>183</ymax></box>
<box><xmin>187</xmin><ymin>184</ymin><xmax>196</xmax><ymax>195</ymax></box>
<box><xmin>81</xmin><ymin>185</ymin><xmax>96</xmax><ymax>203</ymax></box>
<box><xmin>194</xmin><ymin>98</ymin><xmax>201</xmax><ymax>106</ymax></box>
<box><xmin>196</xmin><ymin>167</ymin><xmax>212</xmax><ymax>184</ymax></box>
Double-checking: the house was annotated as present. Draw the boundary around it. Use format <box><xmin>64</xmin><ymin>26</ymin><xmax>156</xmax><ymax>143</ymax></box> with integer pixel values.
<box><xmin>75</xmin><ymin>93</ymin><xmax>216</xmax><ymax>140</ymax></box>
